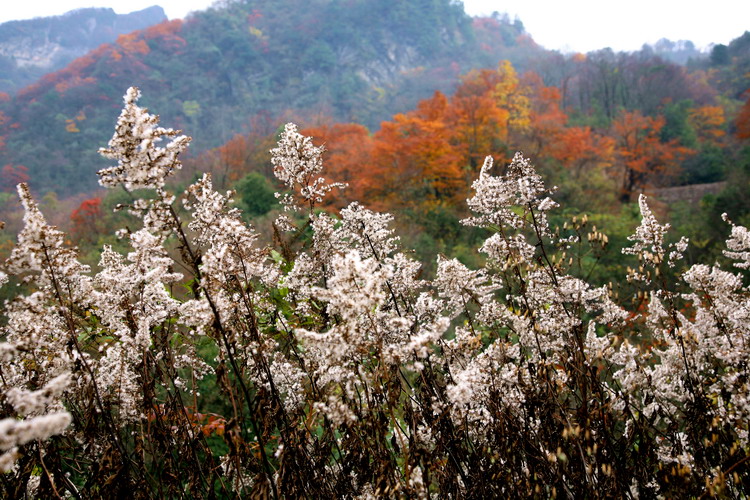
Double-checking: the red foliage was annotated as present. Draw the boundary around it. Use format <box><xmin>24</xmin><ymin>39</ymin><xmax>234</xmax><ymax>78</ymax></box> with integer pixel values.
<box><xmin>14</xmin><ymin>21</ymin><xmax>184</xmax><ymax>104</ymax></box>
<box><xmin>247</xmin><ymin>9</ymin><xmax>263</xmax><ymax>23</ymax></box>
<box><xmin>737</xmin><ymin>90</ymin><xmax>750</xmax><ymax>140</ymax></box>
<box><xmin>612</xmin><ymin>110</ymin><xmax>693</xmax><ymax>201</ymax></box>
<box><xmin>70</xmin><ymin>197</ymin><xmax>102</xmax><ymax>240</ymax></box>
<box><xmin>0</xmin><ymin>111</ymin><xmax>8</xmax><ymax>152</ymax></box>
<box><xmin>301</xmin><ymin>123</ymin><xmax>373</xmax><ymax>208</ymax></box>
<box><xmin>215</xmin><ymin>134</ymin><xmax>254</xmax><ymax>183</ymax></box>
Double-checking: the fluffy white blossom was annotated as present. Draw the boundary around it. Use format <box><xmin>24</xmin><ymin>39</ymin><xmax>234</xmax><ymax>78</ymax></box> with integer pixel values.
<box><xmin>98</xmin><ymin>87</ymin><xmax>190</xmax><ymax>190</ymax></box>
<box><xmin>463</xmin><ymin>153</ymin><xmax>556</xmax><ymax>233</ymax></box>
<box><xmin>723</xmin><ymin>215</ymin><xmax>750</xmax><ymax>269</ymax></box>
<box><xmin>271</xmin><ymin>123</ymin><xmax>345</xmax><ymax>211</ymax></box>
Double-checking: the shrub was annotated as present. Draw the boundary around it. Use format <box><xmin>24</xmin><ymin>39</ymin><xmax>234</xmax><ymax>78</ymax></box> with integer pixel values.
<box><xmin>2</xmin><ymin>88</ymin><xmax>750</xmax><ymax>497</ymax></box>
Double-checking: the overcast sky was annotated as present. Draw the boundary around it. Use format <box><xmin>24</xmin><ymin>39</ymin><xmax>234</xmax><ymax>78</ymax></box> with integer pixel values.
<box><xmin>1</xmin><ymin>0</ymin><xmax>748</xmax><ymax>54</ymax></box>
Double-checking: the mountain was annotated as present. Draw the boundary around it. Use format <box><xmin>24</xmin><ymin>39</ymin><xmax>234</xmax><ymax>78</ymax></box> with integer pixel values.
<box><xmin>0</xmin><ymin>6</ymin><xmax>167</xmax><ymax>93</ymax></box>
<box><xmin>0</xmin><ymin>0</ymin><xmax>546</xmax><ymax>196</ymax></box>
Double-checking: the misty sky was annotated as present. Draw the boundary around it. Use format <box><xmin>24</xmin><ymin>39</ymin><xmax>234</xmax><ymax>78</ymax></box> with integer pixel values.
<box><xmin>1</xmin><ymin>0</ymin><xmax>748</xmax><ymax>53</ymax></box>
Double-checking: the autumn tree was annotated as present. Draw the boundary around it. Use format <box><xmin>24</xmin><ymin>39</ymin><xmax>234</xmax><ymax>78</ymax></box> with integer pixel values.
<box><xmin>69</xmin><ymin>196</ymin><xmax>103</xmax><ymax>243</ymax></box>
<box><xmin>520</xmin><ymin>74</ymin><xmax>568</xmax><ymax>157</ymax></box>
<box><xmin>612</xmin><ymin>110</ymin><xmax>692</xmax><ymax>202</ymax></box>
<box><xmin>508</xmin><ymin>73</ymin><xmax>615</xmax><ymax>187</ymax></box>
<box><xmin>494</xmin><ymin>59</ymin><xmax>531</xmax><ymax>136</ymax></box>
<box><xmin>448</xmin><ymin>72</ymin><xmax>509</xmax><ymax>170</ymax></box>
<box><xmin>187</xmin><ymin>128</ymin><xmax>278</xmax><ymax>190</ymax></box>
<box><xmin>301</xmin><ymin>122</ymin><xmax>373</xmax><ymax>208</ymax></box>
<box><xmin>689</xmin><ymin>105</ymin><xmax>726</xmax><ymax>144</ymax></box>
<box><xmin>214</xmin><ymin>134</ymin><xmax>255</xmax><ymax>186</ymax></box>
<box><xmin>371</xmin><ymin>92</ymin><xmax>464</xmax><ymax>208</ymax></box>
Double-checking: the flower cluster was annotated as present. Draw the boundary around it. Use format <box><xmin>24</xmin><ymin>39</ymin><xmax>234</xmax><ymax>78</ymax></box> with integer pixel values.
<box><xmin>0</xmin><ymin>346</ymin><xmax>71</xmax><ymax>473</ymax></box>
<box><xmin>98</xmin><ymin>87</ymin><xmax>190</xmax><ymax>190</ymax></box>
<box><xmin>270</xmin><ymin>123</ymin><xmax>346</xmax><ymax>212</ymax></box>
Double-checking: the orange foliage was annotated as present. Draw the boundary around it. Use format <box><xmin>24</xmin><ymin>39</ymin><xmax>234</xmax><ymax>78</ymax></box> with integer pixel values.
<box><xmin>147</xmin><ymin>405</ymin><xmax>226</xmax><ymax>438</ymax></box>
<box><xmin>522</xmin><ymin>75</ymin><xmax>567</xmax><ymax>157</ymax></box>
<box><xmin>54</xmin><ymin>75</ymin><xmax>97</xmax><ymax>95</ymax></box>
<box><xmin>116</xmin><ymin>33</ymin><xmax>151</xmax><ymax>55</ymax></box>
<box><xmin>451</xmin><ymin>61</ymin><xmax>531</xmax><ymax>148</ymax></box>
<box><xmin>550</xmin><ymin>127</ymin><xmax>615</xmax><ymax>177</ymax></box>
<box><xmin>218</xmin><ymin>134</ymin><xmax>253</xmax><ymax>181</ymax></box>
<box><xmin>449</xmin><ymin>78</ymin><xmax>508</xmax><ymax>168</ymax></box>
<box><xmin>144</xmin><ymin>19</ymin><xmax>183</xmax><ymax>37</ymax></box>
<box><xmin>65</xmin><ymin>119</ymin><xmax>80</xmax><ymax>133</ymax></box>
<box><xmin>454</xmin><ymin>68</ymin><xmax>503</xmax><ymax>98</ymax></box>
<box><xmin>612</xmin><ymin>110</ymin><xmax>693</xmax><ymax>201</ymax></box>
<box><xmin>177</xmin><ymin>59</ymin><xmax>709</xmax><ymax>214</ymax></box>
<box><xmin>301</xmin><ymin>123</ymin><xmax>373</xmax><ymax>208</ymax></box>
<box><xmin>16</xmin><ymin>45</ymin><xmax>110</xmax><ymax>101</ymax></box>
<box><xmin>200</xmin><ymin>415</ymin><xmax>227</xmax><ymax>437</ymax></box>
<box><xmin>689</xmin><ymin>105</ymin><xmax>726</xmax><ymax>143</ymax></box>
<box><xmin>15</xmin><ymin>22</ymin><xmax>183</xmax><ymax>102</ymax></box>
<box><xmin>519</xmin><ymin>74</ymin><xmax>615</xmax><ymax>177</ymax></box>
<box><xmin>186</xmin><ymin>127</ymin><xmax>278</xmax><ymax>189</ymax></box>
<box><xmin>371</xmin><ymin>93</ymin><xmax>465</xmax><ymax>207</ymax></box>
<box><xmin>143</xmin><ymin>19</ymin><xmax>186</xmax><ymax>50</ymax></box>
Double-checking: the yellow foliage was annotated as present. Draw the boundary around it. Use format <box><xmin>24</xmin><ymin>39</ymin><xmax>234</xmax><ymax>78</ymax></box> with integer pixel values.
<box><xmin>689</xmin><ymin>105</ymin><xmax>726</xmax><ymax>142</ymax></box>
<box><xmin>493</xmin><ymin>60</ymin><xmax>531</xmax><ymax>133</ymax></box>
<box><xmin>65</xmin><ymin>119</ymin><xmax>80</xmax><ymax>133</ymax></box>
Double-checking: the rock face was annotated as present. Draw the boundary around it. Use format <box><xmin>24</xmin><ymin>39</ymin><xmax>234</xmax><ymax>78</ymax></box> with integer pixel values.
<box><xmin>0</xmin><ymin>6</ymin><xmax>166</xmax><ymax>92</ymax></box>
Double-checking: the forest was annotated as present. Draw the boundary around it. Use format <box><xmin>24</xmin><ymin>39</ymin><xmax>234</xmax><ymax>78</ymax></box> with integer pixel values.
<box><xmin>2</xmin><ymin>0</ymin><xmax>750</xmax><ymax>497</ymax></box>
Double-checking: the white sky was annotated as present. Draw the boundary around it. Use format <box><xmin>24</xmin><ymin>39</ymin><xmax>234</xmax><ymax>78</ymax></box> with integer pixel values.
<box><xmin>0</xmin><ymin>0</ymin><xmax>748</xmax><ymax>54</ymax></box>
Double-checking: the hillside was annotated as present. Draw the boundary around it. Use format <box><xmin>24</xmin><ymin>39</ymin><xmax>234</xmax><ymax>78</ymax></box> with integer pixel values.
<box><xmin>0</xmin><ymin>0</ymin><xmax>545</xmax><ymax>196</ymax></box>
<box><xmin>0</xmin><ymin>6</ymin><xmax>166</xmax><ymax>93</ymax></box>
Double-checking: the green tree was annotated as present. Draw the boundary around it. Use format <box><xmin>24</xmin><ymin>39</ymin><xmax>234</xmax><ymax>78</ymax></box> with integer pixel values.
<box><xmin>234</xmin><ymin>172</ymin><xmax>277</xmax><ymax>217</ymax></box>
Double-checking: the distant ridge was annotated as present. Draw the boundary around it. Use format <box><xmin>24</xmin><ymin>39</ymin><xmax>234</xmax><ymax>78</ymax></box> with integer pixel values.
<box><xmin>0</xmin><ymin>6</ymin><xmax>166</xmax><ymax>93</ymax></box>
<box><xmin>0</xmin><ymin>0</ymin><xmax>542</xmax><ymax>196</ymax></box>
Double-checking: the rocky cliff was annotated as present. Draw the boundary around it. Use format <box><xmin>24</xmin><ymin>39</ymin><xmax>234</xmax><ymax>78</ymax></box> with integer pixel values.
<box><xmin>0</xmin><ymin>6</ymin><xmax>166</xmax><ymax>92</ymax></box>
